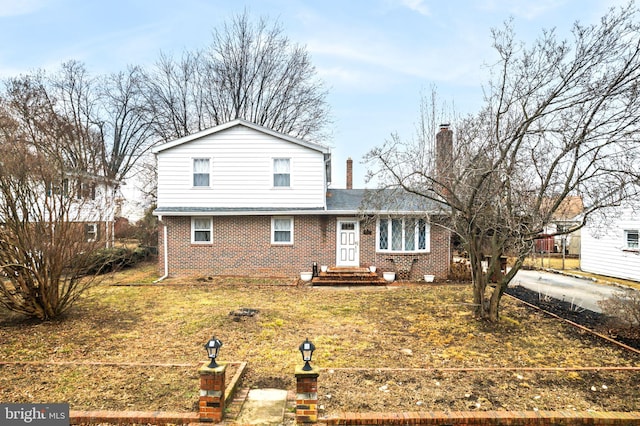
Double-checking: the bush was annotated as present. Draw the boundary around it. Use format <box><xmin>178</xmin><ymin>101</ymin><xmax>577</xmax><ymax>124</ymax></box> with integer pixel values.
<box><xmin>600</xmin><ymin>288</ymin><xmax>640</xmax><ymax>330</ymax></box>
<box><xmin>78</xmin><ymin>247</ymin><xmax>151</xmax><ymax>275</ymax></box>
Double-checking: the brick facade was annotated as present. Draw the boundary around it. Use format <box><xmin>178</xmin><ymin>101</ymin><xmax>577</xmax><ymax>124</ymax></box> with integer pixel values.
<box><xmin>158</xmin><ymin>215</ymin><xmax>451</xmax><ymax>280</ymax></box>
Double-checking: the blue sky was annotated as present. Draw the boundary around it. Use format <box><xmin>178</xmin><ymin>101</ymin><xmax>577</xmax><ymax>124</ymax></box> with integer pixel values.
<box><xmin>0</xmin><ymin>0</ymin><xmax>624</xmax><ymax>190</ymax></box>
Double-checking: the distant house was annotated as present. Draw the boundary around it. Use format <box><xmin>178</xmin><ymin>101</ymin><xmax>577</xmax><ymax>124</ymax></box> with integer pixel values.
<box><xmin>536</xmin><ymin>196</ymin><xmax>583</xmax><ymax>255</ymax></box>
<box><xmin>152</xmin><ymin>119</ymin><xmax>451</xmax><ymax>280</ymax></box>
<box><xmin>0</xmin><ymin>172</ymin><xmax>116</xmax><ymax>247</ymax></box>
<box><xmin>581</xmin><ymin>206</ymin><xmax>640</xmax><ymax>282</ymax></box>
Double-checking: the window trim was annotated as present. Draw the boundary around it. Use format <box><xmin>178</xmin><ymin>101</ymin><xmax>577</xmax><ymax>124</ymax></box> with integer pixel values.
<box><xmin>191</xmin><ymin>217</ymin><xmax>213</xmax><ymax>244</ymax></box>
<box><xmin>192</xmin><ymin>157</ymin><xmax>211</xmax><ymax>188</ymax></box>
<box><xmin>273</xmin><ymin>157</ymin><xmax>291</xmax><ymax>188</ymax></box>
<box><xmin>376</xmin><ymin>217</ymin><xmax>430</xmax><ymax>253</ymax></box>
<box><xmin>271</xmin><ymin>216</ymin><xmax>294</xmax><ymax>245</ymax></box>
<box><xmin>624</xmin><ymin>229</ymin><xmax>639</xmax><ymax>251</ymax></box>
<box><xmin>85</xmin><ymin>223</ymin><xmax>98</xmax><ymax>242</ymax></box>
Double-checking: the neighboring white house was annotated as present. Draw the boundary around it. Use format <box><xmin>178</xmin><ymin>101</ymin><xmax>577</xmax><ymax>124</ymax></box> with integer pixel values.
<box><xmin>581</xmin><ymin>206</ymin><xmax>640</xmax><ymax>282</ymax></box>
<box><xmin>0</xmin><ymin>173</ymin><xmax>117</xmax><ymax>247</ymax></box>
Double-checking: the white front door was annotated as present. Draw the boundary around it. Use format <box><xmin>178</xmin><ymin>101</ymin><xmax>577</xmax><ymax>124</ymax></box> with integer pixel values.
<box><xmin>336</xmin><ymin>219</ymin><xmax>359</xmax><ymax>267</ymax></box>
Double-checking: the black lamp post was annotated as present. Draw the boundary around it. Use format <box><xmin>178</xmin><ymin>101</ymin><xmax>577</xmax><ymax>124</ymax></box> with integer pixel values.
<box><xmin>204</xmin><ymin>336</ymin><xmax>223</xmax><ymax>368</ymax></box>
<box><xmin>299</xmin><ymin>338</ymin><xmax>316</xmax><ymax>371</ymax></box>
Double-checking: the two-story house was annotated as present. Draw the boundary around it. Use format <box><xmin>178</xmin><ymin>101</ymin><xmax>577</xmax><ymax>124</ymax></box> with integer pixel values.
<box><xmin>152</xmin><ymin>119</ymin><xmax>451</xmax><ymax>280</ymax></box>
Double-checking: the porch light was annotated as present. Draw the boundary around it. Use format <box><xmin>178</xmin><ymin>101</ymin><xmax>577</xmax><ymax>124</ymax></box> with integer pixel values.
<box><xmin>204</xmin><ymin>335</ymin><xmax>223</xmax><ymax>368</ymax></box>
<box><xmin>299</xmin><ymin>338</ymin><xmax>316</xmax><ymax>371</ymax></box>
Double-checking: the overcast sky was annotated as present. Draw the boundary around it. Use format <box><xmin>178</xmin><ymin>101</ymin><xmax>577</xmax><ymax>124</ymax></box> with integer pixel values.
<box><xmin>0</xmin><ymin>0</ymin><xmax>625</xmax><ymax>191</ymax></box>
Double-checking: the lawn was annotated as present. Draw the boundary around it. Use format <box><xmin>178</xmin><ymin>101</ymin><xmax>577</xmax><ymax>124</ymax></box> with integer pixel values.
<box><xmin>1</xmin><ymin>263</ymin><xmax>639</xmax><ymax>416</ymax></box>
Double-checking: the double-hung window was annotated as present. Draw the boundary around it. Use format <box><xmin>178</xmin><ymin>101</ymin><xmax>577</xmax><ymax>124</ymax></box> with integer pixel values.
<box><xmin>272</xmin><ymin>217</ymin><xmax>293</xmax><ymax>244</ymax></box>
<box><xmin>85</xmin><ymin>223</ymin><xmax>98</xmax><ymax>242</ymax></box>
<box><xmin>193</xmin><ymin>158</ymin><xmax>210</xmax><ymax>187</ymax></box>
<box><xmin>625</xmin><ymin>230</ymin><xmax>639</xmax><ymax>250</ymax></box>
<box><xmin>192</xmin><ymin>217</ymin><xmax>212</xmax><ymax>244</ymax></box>
<box><xmin>377</xmin><ymin>217</ymin><xmax>429</xmax><ymax>252</ymax></box>
<box><xmin>273</xmin><ymin>158</ymin><xmax>290</xmax><ymax>187</ymax></box>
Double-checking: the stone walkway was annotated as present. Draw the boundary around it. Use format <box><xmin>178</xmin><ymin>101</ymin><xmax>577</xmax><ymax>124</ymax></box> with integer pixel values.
<box><xmin>227</xmin><ymin>388</ymin><xmax>293</xmax><ymax>425</ymax></box>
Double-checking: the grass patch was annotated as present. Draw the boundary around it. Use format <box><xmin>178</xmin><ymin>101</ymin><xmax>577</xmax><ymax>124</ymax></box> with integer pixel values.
<box><xmin>1</xmin><ymin>268</ymin><xmax>639</xmax><ymax>415</ymax></box>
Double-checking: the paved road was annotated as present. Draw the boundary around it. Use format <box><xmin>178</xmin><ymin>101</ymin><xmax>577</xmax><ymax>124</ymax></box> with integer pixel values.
<box><xmin>512</xmin><ymin>270</ymin><xmax>622</xmax><ymax>313</ymax></box>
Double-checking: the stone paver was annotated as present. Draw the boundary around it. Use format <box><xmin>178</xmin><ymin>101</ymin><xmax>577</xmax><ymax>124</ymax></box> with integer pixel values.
<box><xmin>234</xmin><ymin>388</ymin><xmax>288</xmax><ymax>425</ymax></box>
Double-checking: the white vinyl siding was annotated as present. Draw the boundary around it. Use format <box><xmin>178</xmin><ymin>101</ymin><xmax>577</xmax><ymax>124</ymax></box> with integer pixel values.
<box><xmin>192</xmin><ymin>217</ymin><xmax>212</xmax><ymax>243</ymax></box>
<box><xmin>272</xmin><ymin>217</ymin><xmax>293</xmax><ymax>244</ymax></box>
<box><xmin>377</xmin><ymin>217</ymin><xmax>429</xmax><ymax>253</ymax></box>
<box><xmin>193</xmin><ymin>158</ymin><xmax>211</xmax><ymax>187</ymax></box>
<box><xmin>582</xmin><ymin>207</ymin><xmax>640</xmax><ymax>282</ymax></box>
<box><xmin>156</xmin><ymin>126</ymin><xmax>326</xmax><ymax>209</ymax></box>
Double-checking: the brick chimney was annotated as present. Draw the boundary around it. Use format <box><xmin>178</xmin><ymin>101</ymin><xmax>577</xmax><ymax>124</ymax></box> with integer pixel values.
<box><xmin>346</xmin><ymin>157</ymin><xmax>353</xmax><ymax>189</ymax></box>
<box><xmin>435</xmin><ymin>124</ymin><xmax>453</xmax><ymax>198</ymax></box>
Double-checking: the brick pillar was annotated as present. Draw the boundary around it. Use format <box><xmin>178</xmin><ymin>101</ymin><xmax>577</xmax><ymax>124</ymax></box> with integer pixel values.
<box><xmin>295</xmin><ymin>365</ymin><xmax>319</xmax><ymax>424</ymax></box>
<box><xmin>199</xmin><ymin>362</ymin><xmax>226</xmax><ymax>423</ymax></box>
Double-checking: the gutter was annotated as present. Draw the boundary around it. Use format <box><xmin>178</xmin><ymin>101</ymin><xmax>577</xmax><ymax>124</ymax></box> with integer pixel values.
<box><xmin>153</xmin><ymin>217</ymin><xmax>169</xmax><ymax>283</ymax></box>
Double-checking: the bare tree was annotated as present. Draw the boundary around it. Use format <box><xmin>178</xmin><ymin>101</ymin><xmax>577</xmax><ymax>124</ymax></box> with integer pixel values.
<box><xmin>145</xmin><ymin>11</ymin><xmax>331</xmax><ymax>143</ymax></box>
<box><xmin>367</xmin><ymin>4</ymin><xmax>640</xmax><ymax>322</ymax></box>
<box><xmin>144</xmin><ymin>51</ymin><xmax>207</xmax><ymax>141</ymax></box>
<box><xmin>0</xmin><ymin>95</ymin><xmax>113</xmax><ymax>321</ymax></box>
<box><xmin>98</xmin><ymin>65</ymin><xmax>156</xmax><ymax>182</ymax></box>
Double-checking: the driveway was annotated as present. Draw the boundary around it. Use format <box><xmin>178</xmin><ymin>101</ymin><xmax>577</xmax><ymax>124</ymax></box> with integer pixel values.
<box><xmin>512</xmin><ymin>269</ymin><xmax>622</xmax><ymax>313</ymax></box>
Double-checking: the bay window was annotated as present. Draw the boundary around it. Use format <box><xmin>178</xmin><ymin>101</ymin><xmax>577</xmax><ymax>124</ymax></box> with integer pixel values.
<box><xmin>377</xmin><ymin>217</ymin><xmax>429</xmax><ymax>252</ymax></box>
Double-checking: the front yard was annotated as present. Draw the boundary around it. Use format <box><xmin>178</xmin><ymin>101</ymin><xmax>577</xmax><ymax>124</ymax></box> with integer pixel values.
<box><xmin>1</xmin><ymin>264</ymin><xmax>639</xmax><ymax>415</ymax></box>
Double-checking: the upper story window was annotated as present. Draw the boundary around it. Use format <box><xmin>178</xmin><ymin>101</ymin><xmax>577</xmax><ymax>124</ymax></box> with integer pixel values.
<box><xmin>273</xmin><ymin>158</ymin><xmax>290</xmax><ymax>187</ymax></box>
<box><xmin>192</xmin><ymin>217</ymin><xmax>212</xmax><ymax>243</ymax></box>
<box><xmin>625</xmin><ymin>230</ymin><xmax>639</xmax><ymax>250</ymax></box>
<box><xmin>377</xmin><ymin>217</ymin><xmax>430</xmax><ymax>252</ymax></box>
<box><xmin>76</xmin><ymin>180</ymin><xmax>96</xmax><ymax>200</ymax></box>
<box><xmin>46</xmin><ymin>178</ymin><xmax>70</xmax><ymax>197</ymax></box>
<box><xmin>193</xmin><ymin>158</ymin><xmax>210</xmax><ymax>187</ymax></box>
<box><xmin>272</xmin><ymin>217</ymin><xmax>293</xmax><ymax>244</ymax></box>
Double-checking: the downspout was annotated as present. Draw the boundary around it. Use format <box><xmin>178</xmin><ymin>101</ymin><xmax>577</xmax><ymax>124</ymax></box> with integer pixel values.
<box><xmin>153</xmin><ymin>216</ymin><xmax>169</xmax><ymax>283</ymax></box>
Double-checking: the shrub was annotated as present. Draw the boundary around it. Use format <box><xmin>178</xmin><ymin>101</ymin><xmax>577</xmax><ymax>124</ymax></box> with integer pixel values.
<box><xmin>599</xmin><ymin>288</ymin><xmax>640</xmax><ymax>330</ymax></box>
<box><xmin>78</xmin><ymin>247</ymin><xmax>151</xmax><ymax>275</ymax></box>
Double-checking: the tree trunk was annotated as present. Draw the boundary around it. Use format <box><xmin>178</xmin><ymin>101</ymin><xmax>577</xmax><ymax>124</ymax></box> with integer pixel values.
<box><xmin>468</xmin><ymin>246</ymin><xmax>489</xmax><ymax>319</ymax></box>
<box><xmin>488</xmin><ymin>281</ymin><xmax>507</xmax><ymax>322</ymax></box>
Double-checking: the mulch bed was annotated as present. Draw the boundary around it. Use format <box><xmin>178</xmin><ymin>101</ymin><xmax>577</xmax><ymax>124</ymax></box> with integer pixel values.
<box><xmin>505</xmin><ymin>285</ymin><xmax>640</xmax><ymax>351</ymax></box>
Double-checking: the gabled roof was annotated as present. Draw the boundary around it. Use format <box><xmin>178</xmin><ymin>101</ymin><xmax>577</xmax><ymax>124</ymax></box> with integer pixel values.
<box><xmin>151</xmin><ymin>118</ymin><xmax>331</xmax><ymax>154</ymax></box>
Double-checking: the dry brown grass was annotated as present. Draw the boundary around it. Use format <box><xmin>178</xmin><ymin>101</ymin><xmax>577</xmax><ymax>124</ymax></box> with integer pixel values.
<box><xmin>1</xmin><ymin>264</ymin><xmax>639</xmax><ymax>415</ymax></box>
